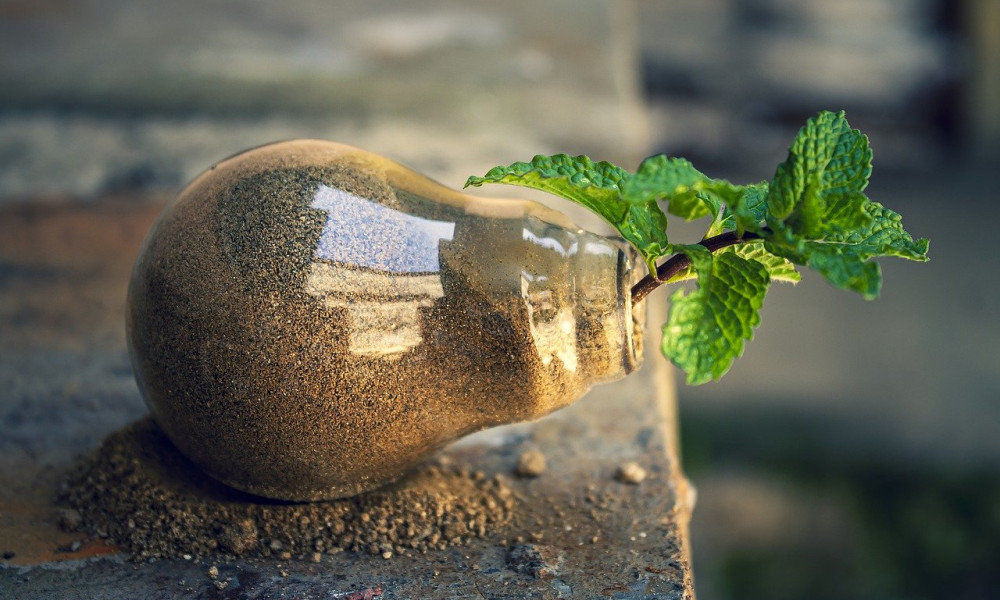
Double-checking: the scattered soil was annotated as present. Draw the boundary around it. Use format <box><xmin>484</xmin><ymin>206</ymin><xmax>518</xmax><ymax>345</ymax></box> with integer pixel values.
<box><xmin>59</xmin><ymin>418</ymin><xmax>515</xmax><ymax>562</ymax></box>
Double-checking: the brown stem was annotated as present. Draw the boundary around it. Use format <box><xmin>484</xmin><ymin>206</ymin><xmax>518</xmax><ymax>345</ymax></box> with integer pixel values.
<box><xmin>630</xmin><ymin>231</ymin><xmax>763</xmax><ymax>304</ymax></box>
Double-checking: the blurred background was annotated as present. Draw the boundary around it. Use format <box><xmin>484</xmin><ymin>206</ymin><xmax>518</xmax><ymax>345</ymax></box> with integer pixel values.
<box><xmin>1</xmin><ymin>1</ymin><xmax>996</xmax><ymax>598</ymax></box>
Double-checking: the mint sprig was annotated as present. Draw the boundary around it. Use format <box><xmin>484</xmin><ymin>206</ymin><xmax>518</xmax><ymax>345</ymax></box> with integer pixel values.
<box><xmin>465</xmin><ymin>111</ymin><xmax>929</xmax><ymax>384</ymax></box>
<box><xmin>761</xmin><ymin>111</ymin><xmax>928</xmax><ymax>299</ymax></box>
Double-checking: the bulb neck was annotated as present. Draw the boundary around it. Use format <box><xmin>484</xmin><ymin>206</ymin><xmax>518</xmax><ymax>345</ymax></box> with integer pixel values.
<box><xmin>512</xmin><ymin>220</ymin><xmax>644</xmax><ymax>417</ymax></box>
<box><xmin>564</xmin><ymin>229</ymin><xmax>644</xmax><ymax>384</ymax></box>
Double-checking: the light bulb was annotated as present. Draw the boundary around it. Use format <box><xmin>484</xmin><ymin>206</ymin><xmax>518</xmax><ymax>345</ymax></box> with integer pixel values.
<box><xmin>127</xmin><ymin>140</ymin><xmax>644</xmax><ymax>501</ymax></box>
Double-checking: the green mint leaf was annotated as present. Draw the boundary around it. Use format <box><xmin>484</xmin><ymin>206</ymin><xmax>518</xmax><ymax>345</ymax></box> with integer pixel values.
<box><xmin>762</xmin><ymin>111</ymin><xmax>928</xmax><ymax>299</ymax></box>
<box><xmin>824</xmin><ymin>201</ymin><xmax>930</xmax><ymax>261</ymax></box>
<box><xmin>648</xmin><ymin>242</ymin><xmax>715</xmax><ymax>285</ymax></box>
<box><xmin>665</xmin><ymin>238</ymin><xmax>799</xmax><ymax>286</ymax></box>
<box><xmin>765</xmin><ymin>200</ymin><xmax>928</xmax><ymax>299</ymax></box>
<box><xmin>725</xmin><ymin>242</ymin><xmax>800</xmax><ymax>283</ymax></box>
<box><xmin>624</xmin><ymin>155</ymin><xmax>753</xmax><ymax>223</ymax></box>
<box><xmin>465</xmin><ymin>154</ymin><xmax>670</xmax><ymax>272</ymax></box>
<box><xmin>662</xmin><ymin>252</ymin><xmax>771</xmax><ymax>385</ymax></box>
<box><xmin>765</xmin><ymin>236</ymin><xmax>882</xmax><ymax>298</ymax></box>
<box><xmin>622</xmin><ymin>156</ymin><xmax>704</xmax><ymax>207</ymax></box>
<box><xmin>624</xmin><ymin>157</ymin><xmax>716</xmax><ymax>220</ymax></box>
<box><xmin>731</xmin><ymin>183</ymin><xmax>771</xmax><ymax>233</ymax></box>
<box><xmin>624</xmin><ymin>205</ymin><xmax>670</xmax><ymax>275</ymax></box>
<box><xmin>768</xmin><ymin>110</ymin><xmax>873</xmax><ymax>238</ymax></box>
<box><xmin>708</xmin><ymin>183</ymin><xmax>770</xmax><ymax>237</ymax></box>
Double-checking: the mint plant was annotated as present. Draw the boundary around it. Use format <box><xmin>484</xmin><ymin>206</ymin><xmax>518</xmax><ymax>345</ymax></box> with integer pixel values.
<box><xmin>466</xmin><ymin>111</ymin><xmax>929</xmax><ymax>385</ymax></box>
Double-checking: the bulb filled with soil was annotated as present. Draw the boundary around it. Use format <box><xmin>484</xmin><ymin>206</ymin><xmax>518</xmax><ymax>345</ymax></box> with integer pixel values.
<box><xmin>127</xmin><ymin>140</ymin><xmax>644</xmax><ymax>502</ymax></box>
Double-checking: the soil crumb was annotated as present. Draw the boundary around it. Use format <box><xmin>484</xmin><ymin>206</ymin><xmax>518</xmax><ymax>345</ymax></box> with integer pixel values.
<box><xmin>60</xmin><ymin>418</ymin><xmax>515</xmax><ymax>562</ymax></box>
<box><xmin>615</xmin><ymin>461</ymin><xmax>647</xmax><ymax>484</ymax></box>
<box><xmin>514</xmin><ymin>450</ymin><xmax>547</xmax><ymax>478</ymax></box>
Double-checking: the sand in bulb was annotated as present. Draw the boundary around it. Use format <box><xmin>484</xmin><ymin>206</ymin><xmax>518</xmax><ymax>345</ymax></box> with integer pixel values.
<box><xmin>127</xmin><ymin>140</ymin><xmax>644</xmax><ymax>501</ymax></box>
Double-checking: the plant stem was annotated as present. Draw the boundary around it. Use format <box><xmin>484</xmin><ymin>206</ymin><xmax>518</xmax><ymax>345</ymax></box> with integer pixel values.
<box><xmin>630</xmin><ymin>231</ymin><xmax>763</xmax><ymax>304</ymax></box>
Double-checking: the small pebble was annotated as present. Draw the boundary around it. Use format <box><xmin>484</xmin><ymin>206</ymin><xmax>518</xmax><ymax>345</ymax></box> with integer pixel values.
<box><xmin>207</xmin><ymin>566</ymin><xmax>219</xmax><ymax>579</ymax></box>
<box><xmin>214</xmin><ymin>580</ymin><xmax>228</xmax><ymax>591</ymax></box>
<box><xmin>381</xmin><ymin>551</ymin><xmax>393</xmax><ymax>559</ymax></box>
<box><xmin>615</xmin><ymin>461</ymin><xmax>647</xmax><ymax>484</ymax></box>
<box><xmin>515</xmin><ymin>450</ymin><xmax>547</xmax><ymax>478</ymax></box>
<box><xmin>58</xmin><ymin>509</ymin><xmax>83</xmax><ymax>531</ymax></box>
<box><xmin>311</xmin><ymin>552</ymin><xmax>322</xmax><ymax>563</ymax></box>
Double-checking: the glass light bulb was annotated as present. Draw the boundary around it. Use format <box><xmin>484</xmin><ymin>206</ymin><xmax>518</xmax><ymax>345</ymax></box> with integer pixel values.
<box><xmin>127</xmin><ymin>140</ymin><xmax>643</xmax><ymax>501</ymax></box>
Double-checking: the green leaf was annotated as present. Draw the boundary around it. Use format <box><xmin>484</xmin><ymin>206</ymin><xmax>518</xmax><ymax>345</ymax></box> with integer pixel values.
<box><xmin>766</xmin><ymin>236</ymin><xmax>882</xmax><ymax>299</ymax></box>
<box><xmin>665</xmin><ymin>232</ymin><xmax>799</xmax><ymax>287</ymax></box>
<box><xmin>708</xmin><ymin>183</ymin><xmax>770</xmax><ymax>237</ymax></box>
<box><xmin>624</xmin><ymin>155</ymin><xmax>758</xmax><ymax>225</ymax></box>
<box><xmin>624</xmin><ymin>157</ymin><xmax>715</xmax><ymax>220</ymax></box>
<box><xmin>731</xmin><ymin>184</ymin><xmax>771</xmax><ymax>233</ymax></box>
<box><xmin>825</xmin><ymin>201</ymin><xmax>930</xmax><ymax>261</ymax></box>
<box><xmin>768</xmin><ymin>110</ymin><xmax>873</xmax><ymax>238</ymax></box>
<box><xmin>724</xmin><ymin>242</ymin><xmax>800</xmax><ymax>283</ymax></box>
<box><xmin>465</xmin><ymin>154</ymin><xmax>670</xmax><ymax>272</ymax></box>
<box><xmin>762</xmin><ymin>111</ymin><xmax>928</xmax><ymax>299</ymax></box>
<box><xmin>765</xmin><ymin>201</ymin><xmax>928</xmax><ymax>299</ymax></box>
<box><xmin>662</xmin><ymin>252</ymin><xmax>770</xmax><ymax>385</ymax></box>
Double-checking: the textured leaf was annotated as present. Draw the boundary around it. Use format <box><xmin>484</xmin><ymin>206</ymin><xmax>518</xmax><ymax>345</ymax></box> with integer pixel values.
<box><xmin>624</xmin><ymin>155</ymin><xmax>744</xmax><ymax>221</ymax></box>
<box><xmin>824</xmin><ymin>201</ymin><xmax>930</xmax><ymax>260</ymax></box>
<box><xmin>465</xmin><ymin>154</ymin><xmax>629</xmax><ymax>214</ymax></box>
<box><xmin>765</xmin><ymin>200</ymin><xmax>928</xmax><ymax>299</ymax></box>
<box><xmin>725</xmin><ymin>242</ymin><xmax>800</xmax><ymax>283</ymax></box>
<box><xmin>731</xmin><ymin>184</ymin><xmax>771</xmax><ymax>233</ymax></box>
<box><xmin>708</xmin><ymin>183</ymin><xmax>770</xmax><ymax>237</ymax></box>
<box><xmin>623</xmin><ymin>156</ymin><xmax>703</xmax><ymax>205</ymax></box>
<box><xmin>662</xmin><ymin>252</ymin><xmax>771</xmax><ymax>385</ymax></box>
<box><xmin>768</xmin><ymin>110</ymin><xmax>873</xmax><ymax>238</ymax></box>
<box><xmin>762</xmin><ymin>112</ymin><xmax>928</xmax><ymax>299</ymax></box>
<box><xmin>766</xmin><ymin>237</ymin><xmax>882</xmax><ymax>298</ymax></box>
<box><xmin>465</xmin><ymin>154</ymin><xmax>669</xmax><ymax>271</ymax></box>
<box><xmin>667</xmin><ymin>237</ymin><xmax>799</xmax><ymax>286</ymax></box>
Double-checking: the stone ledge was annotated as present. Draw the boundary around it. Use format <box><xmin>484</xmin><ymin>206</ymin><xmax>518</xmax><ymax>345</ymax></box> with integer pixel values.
<box><xmin>0</xmin><ymin>197</ymin><xmax>693</xmax><ymax>599</ymax></box>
